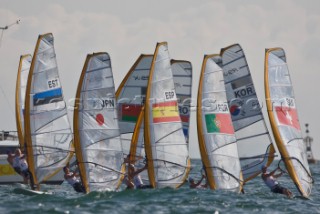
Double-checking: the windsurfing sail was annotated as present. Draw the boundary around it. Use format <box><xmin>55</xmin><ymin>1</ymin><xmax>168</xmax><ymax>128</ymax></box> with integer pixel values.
<box><xmin>15</xmin><ymin>54</ymin><xmax>32</xmax><ymax>150</ymax></box>
<box><xmin>220</xmin><ymin>44</ymin><xmax>275</xmax><ymax>182</ymax></box>
<box><xmin>144</xmin><ymin>42</ymin><xmax>190</xmax><ymax>188</ymax></box>
<box><xmin>264</xmin><ymin>47</ymin><xmax>313</xmax><ymax>198</ymax></box>
<box><xmin>171</xmin><ymin>60</ymin><xmax>193</xmax><ymax>142</ymax></box>
<box><xmin>24</xmin><ymin>33</ymin><xmax>73</xmax><ymax>190</ymax></box>
<box><xmin>116</xmin><ymin>55</ymin><xmax>153</xmax><ymax>156</ymax></box>
<box><xmin>74</xmin><ymin>52</ymin><xmax>124</xmax><ymax>193</ymax></box>
<box><xmin>197</xmin><ymin>54</ymin><xmax>243</xmax><ymax>191</ymax></box>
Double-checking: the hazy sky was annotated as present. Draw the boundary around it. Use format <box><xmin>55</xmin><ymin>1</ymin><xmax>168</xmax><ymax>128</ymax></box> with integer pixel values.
<box><xmin>1</xmin><ymin>0</ymin><xmax>319</xmax><ymax>159</ymax></box>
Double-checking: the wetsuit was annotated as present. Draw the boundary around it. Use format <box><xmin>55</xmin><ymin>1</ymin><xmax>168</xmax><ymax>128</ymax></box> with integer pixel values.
<box><xmin>262</xmin><ymin>173</ymin><xmax>286</xmax><ymax>194</ymax></box>
<box><xmin>66</xmin><ymin>173</ymin><xmax>85</xmax><ymax>193</ymax></box>
<box><xmin>12</xmin><ymin>156</ymin><xmax>21</xmax><ymax>174</ymax></box>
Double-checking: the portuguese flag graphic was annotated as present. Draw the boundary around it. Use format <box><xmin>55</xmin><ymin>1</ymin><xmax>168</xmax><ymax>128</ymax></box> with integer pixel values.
<box><xmin>275</xmin><ymin>106</ymin><xmax>301</xmax><ymax>130</ymax></box>
<box><xmin>121</xmin><ymin>104</ymin><xmax>142</xmax><ymax>122</ymax></box>
<box><xmin>152</xmin><ymin>101</ymin><xmax>181</xmax><ymax>123</ymax></box>
<box><xmin>205</xmin><ymin>113</ymin><xmax>234</xmax><ymax>134</ymax></box>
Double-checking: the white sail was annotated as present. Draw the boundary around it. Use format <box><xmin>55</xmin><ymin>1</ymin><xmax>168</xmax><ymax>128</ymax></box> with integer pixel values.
<box><xmin>197</xmin><ymin>54</ymin><xmax>243</xmax><ymax>191</ymax></box>
<box><xmin>220</xmin><ymin>44</ymin><xmax>275</xmax><ymax>182</ymax></box>
<box><xmin>144</xmin><ymin>42</ymin><xmax>190</xmax><ymax>188</ymax></box>
<box><xmin>171</xmin><ymin>60</ymin><xmax>193</xmax><ymax>142</ymax></box>
<box><xmin>265</xmin><ymin>48</ymin><xmax>313</xmax><ymax>198</ymax></box>
<box><xmin>74</xmin><ymin>52</ymin><xmax>124</xmax><ymax>193</ymax></box>
<box><xmin>116</xmin><ymin>55</ymin><xmax>153</xmax><ymax>156</ymax></box>
<box><xmin>15</xmin><ymin>54</ymin><xmax>32</xmax><ymax>149</ymax></box>
<box><xmin>24</xmin><ymin>33</ymin><xmax>73</xmax><ymax>190</ymax></box>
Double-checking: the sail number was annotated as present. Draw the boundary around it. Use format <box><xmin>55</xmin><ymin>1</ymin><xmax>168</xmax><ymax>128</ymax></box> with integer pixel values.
<box><xmin>164</xmin><ymin>91</ymin><xmax>175</xmax><ymax>101</ymax></box>
<box><xmin>48</xmin><ymin>79</ymin><xmax>59</xmax><ymax>89</ymax></box>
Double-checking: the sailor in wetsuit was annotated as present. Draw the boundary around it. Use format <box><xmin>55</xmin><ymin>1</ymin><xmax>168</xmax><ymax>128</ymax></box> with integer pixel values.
<box><xmin>63</xmin><ymin>165</ymin><xmax>85</xmax><ymax>193</ymax></box>
<box><xmin>188</xmin><ymin>174</ymin><xmax>207</xmax><ymax>189</ymax></box>
<box><xmin>6</xmin><ymin>150</ymin><xmax>21</xmax><ymax>175</ymax></box>
<box><xmin>261</xmin><ymin>165</ymin><xmax>293</xmax><ymax>197</ymax></box>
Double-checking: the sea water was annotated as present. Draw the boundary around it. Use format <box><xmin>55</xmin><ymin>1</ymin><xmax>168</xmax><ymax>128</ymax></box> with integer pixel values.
<box><xmin>0</xmin><ymin>159</ymin><xmax>319</xmax><ymax>214</ymax></box>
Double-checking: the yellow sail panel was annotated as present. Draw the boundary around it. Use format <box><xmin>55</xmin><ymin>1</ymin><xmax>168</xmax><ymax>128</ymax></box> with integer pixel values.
<box><xmin>264</xmin><ymin>48</ymin><xmax>312</xmax><ymax>198</ymax></box>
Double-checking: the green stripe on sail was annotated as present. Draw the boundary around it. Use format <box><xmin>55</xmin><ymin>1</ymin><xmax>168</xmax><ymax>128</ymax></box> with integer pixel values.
<box><xmin>122</xmin><ymin>115</ymin><xmax>138</xmax><ymax>122</ymax></box>
<box><xmin>205</xmin><ymin>114</ymin><xmax>219</xmax><ymax>133</ymax></box>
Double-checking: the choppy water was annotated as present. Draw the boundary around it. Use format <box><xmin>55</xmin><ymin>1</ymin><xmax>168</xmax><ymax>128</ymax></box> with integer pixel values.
<box><xmin>0</xmin><ymin>159</ymin><xmax>319</xmax><ymax>214</ymax></box>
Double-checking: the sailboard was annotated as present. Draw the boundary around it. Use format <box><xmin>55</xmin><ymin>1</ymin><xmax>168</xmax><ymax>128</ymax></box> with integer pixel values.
<box><xmin>264</xmin><ymin>47</ymin><xmax>313</xmax><ymax>198</ymax></box>
<box><xmin>144</xmin><ymin>42</ymin><xmax>190</xmax><ymax>188</ymax></box>
<box><xmin>74</xmin><ymin>52</ymin><xmax>124</xmax><ymax>193</ymax></box>
<box><xmin>24</xmin><ymin>33</ymin><xmax>74</xmax><ymax>190</ymax></box>
<box><xmin>15</xmin><ymin>54</ymin><xmax>32</xmax><ymax>150</ymax></box>
<box><xmin>220</xmin><ymin>44</ymin><xmax>275</xmax><ymax>182</ymax></box>
<box><xmin>197</xmin><ymin>54</ymin><xmax>243</xmax><ymax>191</ymax></box>
<box><xmin>14</xmin><ymin>188</ymin><xmax>52</xmax><ymax>196</ymax></box>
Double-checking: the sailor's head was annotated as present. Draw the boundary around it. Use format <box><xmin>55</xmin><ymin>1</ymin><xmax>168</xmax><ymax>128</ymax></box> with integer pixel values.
<box><xmin>63</xmin><ymin>166</ymin><xmax>69</xmax><ymax>173</ymax></box>
<box><xmin>188</xmin><ymin>177</ymin><xmax>194</xmax><ymax>183</ymax></box>
<box><xmin>15</xmin><ymin>148</ymin><xmax>21</xmax><ymax>156</ymax></box>
<box><xmin>261</xmin><ymin>165</ymin><xmax>267</xmax><ymax>172</ymax></box>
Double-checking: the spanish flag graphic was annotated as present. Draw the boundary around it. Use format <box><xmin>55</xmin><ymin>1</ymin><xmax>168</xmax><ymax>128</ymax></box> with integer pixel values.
<box><xmin>152</xmin><ymin>101</ymin><xmax>181</xmax><ymax>123</ymax></box>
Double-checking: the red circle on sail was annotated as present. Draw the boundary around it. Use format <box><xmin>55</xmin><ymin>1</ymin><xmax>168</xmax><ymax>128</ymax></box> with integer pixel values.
<box><xmin>96</xmin><ymin>114</ymin><xmax>104</xmax><ymax>126</ymax></box>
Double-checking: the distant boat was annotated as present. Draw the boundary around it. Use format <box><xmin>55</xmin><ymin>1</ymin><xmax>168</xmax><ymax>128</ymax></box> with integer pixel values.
<box><xmin>264</xmin><ymin>47</ymin><xmax>313</xmax><ymax>198</ymax></box>
<box><xmin>144</xmin><ymin>42</ymin><xmax>190</xmax><ymax>188</ymax></box>
<box><xmin>15</xmin><ymin>54</ymin><xmax>31</xmax><ymax>150</ymax></box>
<box><xmin>73</xmin><ymin>52</ymin><xmax>125</xmax><ymax>193</ymax></box>
<box><xmin>220</xmin><ymin>44</ymin><xmax>275</xmax><ymax>182</ymax></box>
<box><xmin>24</xmin><ymin>33</ymin><xmax>74</xmax><ymax>190</ymax></box>
<box><xmin>197</xmin><ymin>54</ymin><xmax>243</xmax><ymax>192</ymax></box>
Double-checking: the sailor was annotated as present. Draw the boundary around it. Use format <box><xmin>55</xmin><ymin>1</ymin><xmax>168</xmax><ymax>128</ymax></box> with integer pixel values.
<box><xmin>261</xmin><ymin>165</ymin><xmax>293</xmax><ymax>198</ymax></box>
<box><xmin>6</xmin><ymin>150</ymin><xmax>21</xmax><ymax>175</ymax></box>
<box><xmin>63</xmin><ymin>165</ymin><xmax>85</xmax><ymax>193</ymax></box>
<box><xmin>188</xmin><ymin>174</ymin><xmax>207</xmax><ymax>189</ymax></box>
<box><xmin>13</xmin><ymin>148</ymin><xmax>32</xmax><ymax>184</ymax></box>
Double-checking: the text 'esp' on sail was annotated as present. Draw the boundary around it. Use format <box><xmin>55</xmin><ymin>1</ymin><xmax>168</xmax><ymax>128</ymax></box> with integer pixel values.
<box><xmin>220</xmin><ymin>44</ymin><xmax>275</xmax><ymax>182</ymax></box>
<box><xmin>144</xmin><ymin>42</ymin><xmax>190</xmax><ymax>188</ymax></box>
<box><xmin>197</xmin><ymin>54</ymin><xmax>243</xmax><ymax>192</ymax></box>
<box><xmin>16</xmin><ymin>54</ymin><xmax>32</xmax><ymax>151</ymax></box>
<box><xmin>74</xmin><ymin>52</ymin><xmax>125</xmax><ymax>193</ymax></box>
<box><xmin>24</xmin><ymin>33</ymin><xmax>74</xmax><ymax>190</ymax></box>
<box><xmin>264</xmin><ymin>47</ymin><xmax>313</xmax><ymax>198</ymax></box>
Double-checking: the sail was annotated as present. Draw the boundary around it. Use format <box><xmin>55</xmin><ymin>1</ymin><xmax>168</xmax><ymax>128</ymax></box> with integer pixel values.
<box><xmin>116</xmin><ymin>55</ymin><xmax>153</xmax><ymax>156</ymax></box>
<box><xmin>220</xmin><ymin>44</ymin><xmax>275</xmax><ymax>182</ymax></box>
<box><xmin>74</xmin><ymin>52</ymin><xmax>124</xmax><ymax>193</ymax></box>
<box><xmin>197</xmin><ymin>54</ymin><xmax>243</xmax><ymax>191</ymax></box>
<box><xmin>24</xmin><ymin>33</ymin><xmax>73</xmax><ymax>190</ymax></box>
<box><xmin>264</xmin><ymin>48</ymin><xmax>313</xmax><ymax>198</ymax></box>
<box><xmin>171</xmin><ymin>60</ymin><xmax>193</xmax><ymax>142</ymax></box>
<box><xmin>15</xmin><ymin>54</ymin><xmax>32</xmax><ymax>150</ymax></box>
<box><xmin>144</xmin><ymin>42</ymin><xmax>190</xmax><ymax>188</ymax></box>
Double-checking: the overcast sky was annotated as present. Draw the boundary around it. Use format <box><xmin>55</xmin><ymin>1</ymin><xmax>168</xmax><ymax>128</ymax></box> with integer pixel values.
<box><xmin>0</xmin><ymin>0</ymin><xmax>319</xmax><ymax>159</ymax></box>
